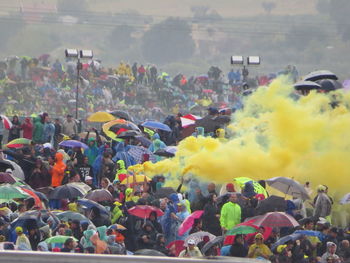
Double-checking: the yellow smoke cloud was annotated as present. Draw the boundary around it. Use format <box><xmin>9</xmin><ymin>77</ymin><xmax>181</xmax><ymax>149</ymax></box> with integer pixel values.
<box><xmin>130</xmin><ymin>78</ymin><xmax>350</xmax><ymax>194</ymax></box>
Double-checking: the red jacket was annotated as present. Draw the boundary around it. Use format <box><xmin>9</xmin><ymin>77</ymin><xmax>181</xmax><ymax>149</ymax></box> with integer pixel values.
<box><xmin>21</xmin><ymin>118</ymin><xmax>33</xmax><ymax>139</ymax></box>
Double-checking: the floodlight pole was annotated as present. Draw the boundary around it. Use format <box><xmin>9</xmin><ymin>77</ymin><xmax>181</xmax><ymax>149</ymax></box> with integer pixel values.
<box><xmin>75</xmin><ymin>58</ymin><xmax>80</xmax><ymax>120</ymax></box>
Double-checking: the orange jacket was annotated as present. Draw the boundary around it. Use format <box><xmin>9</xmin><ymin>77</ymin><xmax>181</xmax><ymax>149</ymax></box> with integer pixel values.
<box><xmin>51</xmin><ymin>152</ymin><xmax>66</xmax><ymax>187</ymax></box>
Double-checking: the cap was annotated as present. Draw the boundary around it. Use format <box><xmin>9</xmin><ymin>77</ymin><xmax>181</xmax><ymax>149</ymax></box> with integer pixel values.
<box><xmin>187</xmin><ymin>239</ymin><xmax>196</xmax><ymax>245</ymax></box>
<box><xmin>85</xmin><ymin>176</ymin><xmax>93</xmax><ymax>181</ymax></box>
<box><xmin>15</xmin><ymin>226</ymin><xmax>23</xmax><ymax>233</ymax></box>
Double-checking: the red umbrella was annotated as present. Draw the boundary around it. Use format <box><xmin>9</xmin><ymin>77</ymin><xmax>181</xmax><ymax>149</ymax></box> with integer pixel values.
<box><xmin>252</xmin><ymin>212</ymin><xmax>299</xmax><ymax>228</ymax></box>
<box><xmin>0</xmin><ymin>115</ymin><xmax>12</xmax><ymax>130</ymax></box>
<box><xmin>166</xmin><ymin>240</ymin><xmax>185</xmax><ymax>257</ymax></box>
<box><xmin>178</xmin><ymin>210</ymin><xmax>204</xmax><ymax>236</ymax></box>
<box><xmin>128</xmin><ymin>205</ymin><xmax>164</xmax><ymax>219</ymax></box>
<box><xmin>20</xmin><ymin>187</ymin><xmax>43</xmax><ymax>209</ymax></box>
<box><xmin>0</xmin><ymin>172</ymin><xmax>17</xmax><ymax>184</ymax></box>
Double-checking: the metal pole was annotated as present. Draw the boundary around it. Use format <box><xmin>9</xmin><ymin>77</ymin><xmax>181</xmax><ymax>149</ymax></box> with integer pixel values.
<box><xmin>76</xmin><ymin>58</ymin><xmax>80</xmax><ymax>120</ymax></box>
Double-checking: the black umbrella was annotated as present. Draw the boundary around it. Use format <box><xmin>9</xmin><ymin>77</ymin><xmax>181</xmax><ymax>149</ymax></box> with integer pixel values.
<box><xmin>201</xmin><ymin>236</ymin><xmax>224</xmax><ymax>255</ymax></box>
<box><xmin>294</xmin><ymin>81</ymin><xmax>321</xmax><ymax>91</ymax></box>
<box><xmin>134</xmin><ymin>249</ymin><xmax>166</xmax><ymax>257</ymax></box>
<box><xmin>118</xmin><ymin>130</ymin><xmax>142</xmax><ymax>139</ymax></box>
<box><xmin>110</xmin><ymin>110</ymin><xmax>133</xmax><ymax>121</ymax></box>
<box><xmin>155</xmin><ymin>187</ymin><xmax>177</xmax><ymax>198</ymax></box>
<box><xmin>0</xmin><ymin>160</ymin><xmax>14</xmax><ymax>172</ymax></box>
<box><xmin>255</xmin><ymin>195</ymin><xmax>286</xmax><ymax>215</ymax></box>
<box><xmin>154</xmin><ymin>149</ymin><xmax>175</xmax><ymax>158</ymax></box>
<box><xmin>10</xmin><ymin>210</ymin><xmax>54</xmax><ymax>229</ymax></box>
<box><xmin>303</xmin><ymin>70</ymin><xmax>338</xmax><ymax>82</ymax></box>
<box><xmin>33</xmin><ymin>191</ymin><xmax>49</xmax><ymax>203</ymax></box>
<box><xmin>135</xmin><ymin>136</ymin><xmax>152</xmax><ymax>147</ymax></box>
<box><xmin>195</xmin><ymin>115</ymin><xmax>231</xmax><ymax>133</ymax></box>
<box><xmin>315</xmin><ymin>79</ymin><xmax>343</xmax><ymax>92</ymax></box>
<box><xmin>49</xmin><ymin>185</ymin><xmax>84</xmax><ymax>199</ymax></box>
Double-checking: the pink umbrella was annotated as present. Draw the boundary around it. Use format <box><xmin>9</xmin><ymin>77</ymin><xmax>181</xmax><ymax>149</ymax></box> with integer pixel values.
<box><xmin>0</xmin><ymin>115</ymin><xmax>12</xmax><ymax>130</ymax></box>
<box><xmin>128</xmin><ymin>205</ymin><xmax>164</xmax><ymax>219</ymax></box>
<box><xmin>178</xmin><ymin>210</ymin><xmax>204</xmax><ymax>236</ymax></box>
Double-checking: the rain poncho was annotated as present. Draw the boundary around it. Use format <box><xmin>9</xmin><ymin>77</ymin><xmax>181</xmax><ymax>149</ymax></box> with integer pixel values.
<box><xmin>163</xmin><ymin>193</ymin><xmax>179</xmax><ymax>244</ymax></box>
<box><xmin>115</xmin><ymin>160</ymin><xmax>127</xmax><ymax>182</ymax></box>
<box><xmin>92</xmin><ymin>145</ymin><xmax>106</xmax><ymax>186</ymax></box>
<box><xmin>85</xmin><ymin>138</ymin><xmax>99</xmax><ymax>166</ymax></box>
<box><xmin>111</xmin><ymin>204</ymin><xmax>123</xmax><ymax>224</ymax></box>
<box><xmin>81</xmin><ymin>229</ymin><xmax>96</xmax><ymax>249</ymax></box>
<box><xmin>149</xmin><ymin>139</ymin><xmax>166</xmax><ymax>162</ymax></box>
<box><xmin>32</xmin><ymin>117</ymin><xmax>43</xmax><ymax>144</ymax></box>
<box><xmin>51</xmin><ymin>152</ymin><xmax>67</xmax><ymax>187</ymax></box>
<box><xmin>42</xmin><ymin>122</ymin><xmax>55</xmax><ymax>144</ymax></box>
<box><xmin>97</xmin><ymin>226</ymin><xmax>108</xmax><ymax>242</ymax></box>
<box><xmin>220</xmin><ymin>201</ymin><xmax>241</xmax><ymax>230</ymax></box>
<box><xmin>112</xmin><ymin>142</ymin><xmax>135</xmax><ymax>168</ymax></box>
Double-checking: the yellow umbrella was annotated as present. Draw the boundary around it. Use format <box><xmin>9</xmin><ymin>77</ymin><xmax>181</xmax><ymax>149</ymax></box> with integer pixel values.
<box><xmin>102</xmin><ymin>119</ymin><xmax>128</xmax><ymax>141</ymax></box>
<box><xmin>121</xmin><ymin>174</ymin><xmax>151</xmax><ymax>185</ymax></box>
<box><xmin>87</xmin><ymin>112</ymin><xmax>116</xmax><ymax>122</ymax></box>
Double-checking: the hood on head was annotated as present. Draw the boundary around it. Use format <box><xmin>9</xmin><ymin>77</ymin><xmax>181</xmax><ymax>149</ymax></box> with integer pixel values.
<box><xmin>169</xmin><ymin>193</ymin><xmax>179</xmax><ymax>204</ymax></box>
<box><xmin>55</xmin><ymin>152</ymin><xmax>64</xmax><ymax>162</ymax></box>
<box><xmin>117</xmin><ymin>160</ymin><xmax>126</xmax><ymax>169</ymax></box>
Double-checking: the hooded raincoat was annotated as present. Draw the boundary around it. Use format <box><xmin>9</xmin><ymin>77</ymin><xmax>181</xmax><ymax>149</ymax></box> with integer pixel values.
<box><xmin>51</xmin><ymin>152</ymin><xmax>67</xmax><ymax>187</ymax></box>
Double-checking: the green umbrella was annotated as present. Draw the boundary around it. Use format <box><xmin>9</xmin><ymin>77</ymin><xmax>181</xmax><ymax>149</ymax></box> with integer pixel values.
<box><xmin>45</xmin><ymin>235</ymin><xmax>78</xmax><ymax>244</ymax></box>
<box><xmin>226</xmin><ymin>225</ymin><xmax>257</xmax><ymax>236</ymax></box>
<box><xmin>0</xmin><ymin>184</ymin><xmax>29</xmax><ymax>200</ymax></box>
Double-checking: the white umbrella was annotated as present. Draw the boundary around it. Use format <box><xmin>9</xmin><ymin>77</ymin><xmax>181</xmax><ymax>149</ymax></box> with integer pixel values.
<box><xmin>4</xmin><ymin>159</ymin><xmax>24</xmax><ymax>180</ymax></box>
<box><xmin>266</xmin><ymin>177</ymin><xmax>310</xmax><ymax>200</ymax></box>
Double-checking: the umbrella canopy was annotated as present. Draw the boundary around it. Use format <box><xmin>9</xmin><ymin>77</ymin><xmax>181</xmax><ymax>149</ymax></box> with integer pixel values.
<box><xmin>10</xmin><ymin>210</ymin><xmax>47</xmax><ymax>229</ymax></box>
<box><xmin>78</xmin><ymin>132</ymin><xmax>107</xmax><ymax>142</ymax></box>
<box><xmin>0</xmin><ymin>184</ymin><xmax>28</xmax><ymax>200</ymax></box>
<box><xmin>109</xmin><ymin>110</ymin><xmax>133</xmax><ymax>121</ymax></box>
<box><xmin>6</xmin><ymin>138</ymin><xmax>32</xmax><ymax>149</ymax></box>
<box><xmin>134</xmin><ymin>249</ymin><xmax>166</xmax><ymax>257</ymax></box>
<box><xmin>303</xmin><ymin>70</ymin><xmax>338</xmax><ymax>81</ymax></box>
<box><xmin>201</xmin><ymin>236</ymin><xmax>224</xmax><ymax>255</ymax></box>
<box><xmin>49</xmin><ymin>184</ymin><xmax>85</xmax><ymax>199</ymax></box>
<box><xmin>166</xmin><ymin>240</ymin><xmax>185</xmax><ymax>257</ymax></box>
<box><xmin>154</xmin><ymin>146</ymin><xmax>177</xmax><ymax>158</ymax></box>
<box><xmin>135</xmin><ymin>136</ymin><xmax>152</xmax><ymax>148</ymax></box>
<box><xmin>127</xmin><ymin>146</ymin><xmax>156</xmax><ymax>164</ymax></box>
<box><xmin>77</xmin><ymin>198</ymin><xmax>109</xmax><ymax>215</ymax></box>
<box><xmin>340</xmin><ymin>193</ymin><xmax>350</xmax><ymax>204</ymax></box>
<box><xmin>256</xmin><ymin>195</ymin><xmax>286</xmax><ymax>215</ymax></box>
<box><xmin>0</xmin><ymin>172</ymin><xmax>17</xmax><ymax>184</ymax></box>
<box><xmin>59</xmin><ymin>140</ymin><xmax>88</xmax><ymax>150</ymax></box>
<box><xmin>184</xmin><ymin>231</ymin><xmax>216</xmax><ymax>246</ymax></box>
<box><xmin>2</xmin><ymin>160</ymin><xmax>24</xmax><ymax>180</ymax></box>
<box><xmin>118</xmin><ymin>130</ymin><xmax>142</xmax><ymax>139</ymax></box>
<box><xmin>128</xmin><ymin>205</ymin><xmax>164</xmax><ymax>219</ymax></box>
<box><xmin>195</xmin><ymin>115</ymin><xmax>230</xmax><ymax>133</ymax></box>
<box><xmin>271</xmin><ymin>233</ymin><xmax>302</xmax><ymax>251</ymax></box>
<box><xmin>120</xmin><ymin>175</ymin><xmax>151</xmax><ymax>185</ymax></box>
<box><xmin>294</xmin><ymin>81</ymin><xmax>322</xmax><ymax>91</ymax></box>
<box><xmin>0</xmin><ymin>115</ymin><xmax>12</xmax><ymax>130</ymax></box>
<box><xmin>253</xmin><ymin>212</ymin><xmax>300</xmax><ymax>228</ymax></box>
<box><xmin>45</xmin><ymin>235</ymin><xmax>78</xmax><ymax>244</ymax></box>
<box><xmin>109</xmin><ymin>224</ymin><xmax>127</xmax><ymax>231</ymax></box>
<box><xmin>141</xmin><ymin>121</ymin><xmax>171</xmax><ymax>132</ymax></box>
<box><xmin>266</xmin><ymin>177</ymin><xmax>310</xmax><ymax>200</ymax></box>
<box><xmin>20</xmin><ymin>187</ymin><xmax>43</xmax><ymax>209</ymax></box>
<box><xmin>178</xmin><ymin>210</ymin><xmax>204</xmax><ymax>236</ymax></box>
<box><xmin>154</xmin><ymin>187</ymin><xmax>177</xmax><ymax>199</ymax></box>
<box><xmin>0</xmin><ymin>160</ymin><xmax>14</xmax><ymax>171</ymax></box>
<box><xmin>55</xmin><ymin>211</ymin><xmax>92</xmax><ymax>224</ymax></box>
<box><xmin>85</xmin><ymin>189</ymin><xmax>113</xmax><ymax>202</ymax></box>
<box><xmin>316</xmin><ymin>79</ymin><xmax>343</xmax><ymax>92</ymax></box>
<box><xmin>226</xmin><ymin>225</ymin><xmax>257</xmax><ymax>236</ymax></box>
<box><xmin>67</xmin><ymin>182</ymin><xmax>91</xmax><ymax>195</ymax></box>
<box><xmin>87</xmin><ymin>112</ymin><xmax>116</xmax><ymax>122</ymax></box>
<box><xmin>102</xmin><ymin>119</ymin><xmax>130</xmax><ymax>141</ymax></box>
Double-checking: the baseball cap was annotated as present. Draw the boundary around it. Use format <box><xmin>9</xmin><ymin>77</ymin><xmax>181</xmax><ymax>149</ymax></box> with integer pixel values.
<box><xmin>85</xmin><ymin>176</ymin><xmax>93</xmax><ymax>181</ymax></box>
<box><xmin>15</xmin><ymin>226</ymin><xmax>23</xmax><ymax>233</ymax></box>
<box><xmin>187</xmin><ymin>239</ymin><xmax>196</xmax><ymax>245</ymax></box>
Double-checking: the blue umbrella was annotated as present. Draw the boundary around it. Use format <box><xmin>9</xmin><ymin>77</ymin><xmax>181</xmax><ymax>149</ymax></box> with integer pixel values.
<box><xmin>76</xmin><ymin>199</ymin><xmax>109</xmax><ymax>215</ymax></box>
<box><xmin>141</xmin><ymin>121</ymin><xmax>171</xmax><ymax>132</ymax></box>
<box><xmin>294</xmin><ymin>230</ymin><xmax>322</xmax><ymax>238</ymax></box>
<box><xmin>59</xmin><ymin>140</ymin><xmax>88</xmax><ymax>150</ymax></box>
<box><xmin>271</xmin><ymin>233</ymin><xmax>302</xmax><ymax>251</ymax></box>
<box><xmin>135</xmin><ymin>136</ymin><xmax>152</xmax><ymax>148</ymax></box>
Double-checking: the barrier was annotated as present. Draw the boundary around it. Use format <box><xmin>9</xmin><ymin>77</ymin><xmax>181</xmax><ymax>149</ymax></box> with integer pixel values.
<box><xmin>0</xmin><ymin>251</ymin><xmax>270</xmax><ymax>263</ymax></box>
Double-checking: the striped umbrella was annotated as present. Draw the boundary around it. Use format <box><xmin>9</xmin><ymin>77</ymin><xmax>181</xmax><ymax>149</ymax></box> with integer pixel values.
<box><xmin>0</xmin><ymin>115</ymin><xmax>12</xmax><ymax>130</ymax></box>
<box><xmin>252</xmin><ymin>212</ymin><xmax>299</xmax><ymax>228</ymax></box>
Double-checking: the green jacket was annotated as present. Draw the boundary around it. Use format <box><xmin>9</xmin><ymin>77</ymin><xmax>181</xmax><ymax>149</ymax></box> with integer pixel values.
<box><xmin>32</xmin><ymin>117</ymin><xmax>43</xmax><ymax>143</ymax></box>
<box><xmin>111</xmin><ymin>206</ymin><xmax>123</xmax><ymax>224</ymax></box>
<box><xmin>220</xmin><ymin>202</ymin><xmax>241</xmax><ymax>230</ymax></box>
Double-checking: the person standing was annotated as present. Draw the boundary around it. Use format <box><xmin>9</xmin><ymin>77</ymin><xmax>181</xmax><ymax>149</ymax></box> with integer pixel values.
<box><xmin>42</xmin><ymin>115</ymin><xmax>55</xmax><ymax>144</ymax></box>
<box><xmin>202</xmin><ymin>193</ymin><xmax>222</xmax><ymax>236</ymax></box>
<box><xmin>8</xmin><ymin>116</ymin><xmax>21</xmax><ymax>142</ymax></box>
<box><xmin>220</xmin><ymin>193</ymin><xmax>241</xmax><ymax>234</ymax></box>
<box><xmin>62</xmin><ymin>115</ymin><xmax>77</xmax><ymax>137</ymax></box>
<box><xmin>32</xmin><ymin>116</ymin><xmax>44</xmax><ymax>144</ymax></box>
<box><xmin>54</xmin><ymin>118</ymin><xmax>62</xmax><ymax>149</ymax></box>
<box><xmin>137</xmin><ymin>65</ymin><xmax>146</xmax><ymax>84</ymax></box>
<box><xmin>0</xmin><ymin>116</ymin><xmax>4</xmax><ymax>149</ymax></box>
<box><xmin>21</xmin><ymin>118</ymin><xmax>33</xmax><ymax>140</ymax></box>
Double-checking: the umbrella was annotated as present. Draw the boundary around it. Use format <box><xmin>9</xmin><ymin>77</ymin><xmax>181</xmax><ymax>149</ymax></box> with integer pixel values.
<box><xmin>59</xmin><ymin>140</ymin><xmax>88</xmax><ymax>150</ymax></box>
<box><xmin>195</xmin><ymin>115</ymin><xmax>229</xmax><ymax>133</ymax></box>
<box><xmin>102</xmin><ymin>119</ymin><xmax>129</xmax><ymax>141</ymax></box>
<box><xmin>0</xmin><ymin>172</ymin><xmax>17</xmax><ymax>184</ymax></box>
<box><xmin>120</xmin><ymin>175</ymin><xmax>151</xmax><ymax>185</ymax></box>
<box><xmin>178</xmin><ymin>210</ymin><xmax>204</xmax><ymax>236</ymax></box>
<box><xmin>77</xmin><ymin>198</ymin><xmax>109</xmax><ymax>215</ymax></box>
<box><xmin>303</xmin><ymin>70</ymin><xmax>338</xmax><ymax>81</ymax></box>
<box><xmin>135</xmin><ymin>136</ymin><xmax>152</xmax><ymax>148</ymax></box>
<box><xmin>10</xmin><ymin>210</ymin><xmax>47</xmax><ymax>229</ymax></box>
<box><xmin>271</xmin><ymin>233</ymin><xmax>302</xmax><ymax>251</ymax></box>
<box><xmin>55</xmin><ymin>211</ymin><xmax>91</xmax><ymax>223</ymax></box>
<box><xmin>166</xmin><ymin>240</ymin><xmax>185</xmax><ymax>257</ymax></box>
<box><xmin>253</xmin><ymin>212</ymin><xmax>300</xmax><ymax>228</ymax></box>
<box><xmin>154</xmin><ymin>146</ymin><xmax>177</xmax><ymax>158</ymax></box>
<box><xmin>134</xmin><ymin>249</ymin><xmax>166</xmax><ymax>257</ymax></box>
<box><xmin>141</xmin><ymin>121</ymin><xmax>171</xmax><ymax>132</ymax></box>
<box><xmin>35</xmin><ymin>186</ymin><xmax>54</xmax><ymax>196</ymax></box>
<box><xmin>67</xmin><ymin>182</ymin><xmax>91</xmax><ymax>195</ymax></box>
<box><xmin>155</xmin><ymin>187</ymin><xmax>177</xmax><ymax>198</ymax></box>
<box><xmin>266</xmin><ymin>177</ymin><xmax>310</xmax><ymax>200</ymax></box>
<box><xmin>294</xmin><ymin>230</ymin><xmax>322</xmax><ymax>238</ymax></box>
<box><xmin>201</xmin><ymin>236</ymin><xmax>224</xmax><ymax>255</ymax></box>
<box><xmin>184</xmin><ymin>231</ymin><xmax>216</xmax><ymax>246</ymax></box>
<box><xmin>45</xmin><ymin>235</ymin><xmax>78</xmax><ymax>244</ymax></box>
<box><xmin>6</xmin><ymin>138</ymin><xmax>32</xmax><ymax>149</ymax></box>
<box><xmin>256</xmin><ymin>195</ymin><xmax>286</xmax><ymax>215</ymax></box>
<box><xmin>78</xmin><ymin>132</ymin><xmax>107</xmax><ymax>142</ymax></box>
<box><xmin>128</xmin><ymin>205</ymin><xmax>164</xmax><ymax>219</ymax></box>
<box><xmin>226</xmin><ymin>225</ymin><xmax>257</xmax><ymax>236</ymax></box>
<box><xmin>0</xmin><ymin>160</ymin><xmax>14</xmax><ymax>171</ymax></box>
<box><xmin>0</xmin><ymin>115</ymin><xmax>12</xmax><ymax>130</ymax></box>
<box><xmin>316</xmin><ymin>79</ymin><xmax>343</xmax><ymax>92</ymax></box>
<box><xmin>109</xmin><ymin>110</ymin><xmax>133</xmax><ymax>121</ymax></box>
<box><xmin>49</xmin><ymin>184</ymin><xmax>85</xmax><ymax>199</ymax></box>
<box><xmin>340</xmin><ymin>193</ymin><xmax>350</xmax><ymax>204</ymax></box>
<box><xmin>33</xmin><ymin>191</ymin><xmax>49</xmax><ymax>203</ymax></box>
<box><xmin>20</xmin><ymin>187</ymin><xmax>43</xmax><ymax>209</ymax></box>
<box><xmin>87</xmin><ymin>112</ymin><xmax>116</xmax><ymax>122</ymax></box>
<box><xmin>118</xmin><ymin>130</ymin><xmax>142</xmax><ymax>139</ymax></box>
<box><xmin>0</xmin><ymin>184</ymin><xmax>28</xmax><ymax>200</ymax></box>
<box><xmin>294</xmin><ymin>81</ymin><xmax>322</xmax><ymax>91</ymax></box>
<box><xmin>127</xmin><ymin>146</ymin><xmax>156</xmax><ymax>164</ymax></box>
<box><xmin>85</xmin><ymin>189</ymin><xmax>113</xmax><ymax>202</ymax></box>
<box><xmin>109</xmin><ymin>224</ymin><xmax>127</xmax><ymax>231</ymax></box>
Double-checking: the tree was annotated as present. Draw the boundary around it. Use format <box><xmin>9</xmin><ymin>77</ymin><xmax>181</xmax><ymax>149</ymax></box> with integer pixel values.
<box><xmin>262</xmin><ymin>2</ymin><xmax>277</xmax><ymax>14</ymax></box>
<box><xmin>141</xmin><ymin>17</ymin><xmax>195</xmax><ymax>64</ymax></box>
<box><xmin>108</xmin><ymin>25</ymin><xmax>135</xmax><ymax>50</ymax></box>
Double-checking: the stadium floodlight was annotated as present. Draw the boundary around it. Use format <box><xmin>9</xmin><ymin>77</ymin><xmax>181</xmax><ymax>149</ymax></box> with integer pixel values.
<box><xmin>65</xmin><ymin>49</ymin><xmax>79</xmax><ymax>58</ymax></box>
<box><xmin>79</xmin><ymin>50</ymin><xmax>93</xmax><ymax>59</ymax></box>
<box><xmin>231</xmin><ymin>56</ymin><xmax>244</xmax><ymax>65</ymax></box>
<box><xmin>247</xmin><ymin>56</ymin><xmax>261</xmax><ymax>65</ymax></box>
